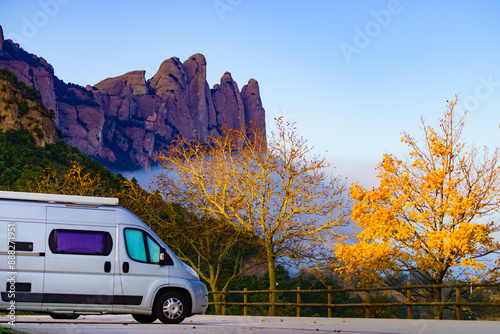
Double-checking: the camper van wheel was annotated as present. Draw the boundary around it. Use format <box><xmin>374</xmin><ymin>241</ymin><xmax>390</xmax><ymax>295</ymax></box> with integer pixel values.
<box><xmin>132</xmin><ymin>314</ymin><xmax>157</xmax><ymax>323</ymax></box>
<box><xmin>155</xmin><ymin>292</ymin><xmax>188</xmax><ymax>324</ymax></box>
<box><xmin>49</xmin><ymin>313</ymin><xmax>80</xmax><ymax>320</ymax></box>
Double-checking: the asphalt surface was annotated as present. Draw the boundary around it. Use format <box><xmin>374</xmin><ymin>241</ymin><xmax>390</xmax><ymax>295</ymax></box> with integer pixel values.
<box><xmin>1</xmin><ymin>314</ymin><xmax>500</xmax><ymax>334</ymax></box>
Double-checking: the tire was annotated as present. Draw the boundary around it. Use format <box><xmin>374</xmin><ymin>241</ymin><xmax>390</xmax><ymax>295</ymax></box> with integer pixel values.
<box><xmin>132</xmin><ymin>314</ymin><xmax>157</xmax><ymax>323</ymax></box>
<box><xmin>49</xmin><ymin>313</ymin><xmax>80</xmax><ymax>320</ymax></box>
<box><xmin>155</xmin><ymin>292</ymin><xmax>189</xmax><ymax>324</ymax></box>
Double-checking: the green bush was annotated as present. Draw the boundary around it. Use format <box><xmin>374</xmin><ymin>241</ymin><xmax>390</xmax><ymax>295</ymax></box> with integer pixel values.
<box><xmin>0</xmin><ymin>129</ymin><xmax>122</xmax><ymax>190</ymax></box>
<box><xmin>18</xmin><ymin>100</ymin><xmax>29</xmax><ymax>116</ymax></box>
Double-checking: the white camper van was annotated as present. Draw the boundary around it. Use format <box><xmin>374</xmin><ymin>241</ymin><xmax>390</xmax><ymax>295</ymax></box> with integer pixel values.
<box><xmin>0</xmin><ymin>191</ymin><xmax>208</xmax><ymax>324</ymax></box>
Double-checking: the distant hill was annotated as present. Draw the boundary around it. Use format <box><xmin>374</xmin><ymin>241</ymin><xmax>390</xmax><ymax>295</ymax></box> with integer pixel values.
<box><xmin>0</xmin><ymin>25</ymin><xmax>266</xmax><ymax>170</ymax></box>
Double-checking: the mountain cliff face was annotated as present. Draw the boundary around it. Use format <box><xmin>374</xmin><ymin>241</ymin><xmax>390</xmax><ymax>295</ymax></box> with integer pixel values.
<box><xmin>0</xmin><ymin>25</ymin><xmax>266</xmax><ymax>169</ymax></box>
<box><xmin>0</xmin><ymin>68</ymin><xmax>59</xmax><ymax>146</ymax></box>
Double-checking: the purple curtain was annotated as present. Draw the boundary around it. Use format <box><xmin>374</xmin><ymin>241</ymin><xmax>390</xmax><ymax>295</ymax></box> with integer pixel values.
<box><xmin>56</xmin><ymin>231</ymin><xmax>106</xmax><ymax>255</ymax></box>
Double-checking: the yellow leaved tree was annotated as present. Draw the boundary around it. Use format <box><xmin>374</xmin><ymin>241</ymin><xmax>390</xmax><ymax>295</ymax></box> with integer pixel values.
<box><xmin>155</xmin><ymin>118</ymin><xmax>350</xmax><ymax>316</ymax></box>
<box><xmin>335</xmin><ymin>99</ymin><xmax>500</xmax><ymax>319</ymax></box>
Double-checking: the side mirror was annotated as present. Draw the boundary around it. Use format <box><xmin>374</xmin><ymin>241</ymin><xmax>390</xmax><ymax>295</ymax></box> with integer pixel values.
<box><xmin>159</xmin><ymin>248</ymin><xmax>174</xmax><ymax>266</ymax></box>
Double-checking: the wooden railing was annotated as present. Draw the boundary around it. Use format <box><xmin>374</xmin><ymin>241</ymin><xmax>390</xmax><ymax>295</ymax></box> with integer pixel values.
<box><xmin>208</xmin><ymin>282</ymin><xmax>500</xmax><ymax>319</ymax></box>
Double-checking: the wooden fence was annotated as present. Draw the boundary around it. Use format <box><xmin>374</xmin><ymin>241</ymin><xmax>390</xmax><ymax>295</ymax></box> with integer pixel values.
<box><xmin>208</xmin><ymin>282</ymin><xmax>500</xmax><ymax>320</ymax></box>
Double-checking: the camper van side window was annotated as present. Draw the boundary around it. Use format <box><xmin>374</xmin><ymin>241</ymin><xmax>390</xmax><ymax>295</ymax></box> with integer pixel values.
<box><xmin>124</xmin><ymin>229</ymin><xmax>147</xmax><ymax>262</ymax></box>
<box><xmin>124</xmin><ymin>228</ymin><xmax>161</xmax><ymax>264</ymax></box>
<box><xmin>48</xmin><ymin>229</ymin><xmax>112</xmax><ymax>256</ymax></box>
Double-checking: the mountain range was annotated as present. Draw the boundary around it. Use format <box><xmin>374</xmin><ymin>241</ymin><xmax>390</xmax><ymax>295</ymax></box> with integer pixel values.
<box><xmin>0</xmin><ymin>25</ymin><xmax>266</xmax><ymax>170</ymax></box>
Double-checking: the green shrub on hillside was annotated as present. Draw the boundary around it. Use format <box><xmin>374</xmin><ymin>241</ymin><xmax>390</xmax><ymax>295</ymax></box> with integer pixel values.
<box><xmin>0</xmin><ymin>129</ymin><xmax>122</xmax><ymax>190</ymax></box>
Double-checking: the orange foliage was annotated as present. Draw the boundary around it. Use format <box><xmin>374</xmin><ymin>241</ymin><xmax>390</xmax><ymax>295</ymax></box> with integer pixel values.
<box><xmin>24</xmin><ymin>163</ymin><xmax>109</xmax><ymax>197</ymax></box>
<box><xmin>336</xmin><ymin>98</ymin><xmax>500</xmax><ymax>289</ymax></box>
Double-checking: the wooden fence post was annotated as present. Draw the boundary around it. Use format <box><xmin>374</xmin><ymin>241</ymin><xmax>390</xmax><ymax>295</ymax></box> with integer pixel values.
<box><xmin>456</xmin><ymin>287</ymin><xmax>461</xmax><ymax>320</ymax></box>
<box><xmin>244</xmin><ymin>288</ymin><xmax>248</xmax><ymax>316</ymax></box>
<box><xmin>365</xmin><ymin>291</ymin><xmax>370</xmax><ymax>318</ymax></box>
<box><xmin>327</xmin><ymin>286</ymin><xmax>332</xmax><ymax>318</ymax></box>
<box><xmin>222</xmin><ymin>291</ymin><xmax>226</xmax><ymax>316</ymax></box>
<box><xmin>296</xmin><ymin>287</ymin><xmax>301</xmax><ymax>317</ymax></box>
<box><xmin>407</xmin><ymin>281</ymin><xmax>412</xmax><ymax>319</ymax></box>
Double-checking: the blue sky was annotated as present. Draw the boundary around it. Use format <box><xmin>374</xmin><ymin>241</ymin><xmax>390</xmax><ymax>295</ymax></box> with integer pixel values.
<box><xmin>1</xmin><ymin>0</ymin><xmax>500</xmax><ymax>187</ymax></box>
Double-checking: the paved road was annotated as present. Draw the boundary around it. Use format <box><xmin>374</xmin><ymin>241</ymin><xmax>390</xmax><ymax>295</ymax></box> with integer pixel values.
<box><xmin>2</xmin><ymin>314</ymin><xmax>500</xmax><ymax>334</ymax></box>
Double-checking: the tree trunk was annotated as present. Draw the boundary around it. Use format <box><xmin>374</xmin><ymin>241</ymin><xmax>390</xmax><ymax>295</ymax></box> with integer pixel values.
<box><xmin>208</xmin><ymin>264</ymin><xmax>222</xmax><ymax>315</ymax></box>
<box><xmin>266</xmin><ymin>247</ymin><xmax>277</xmax><ymax>316</ymax></box>
<box><xmin>433</xmin><ymin>287</ymin><xmax>443</xmax><ymax>320</ymax></box>
<box><xmin>211</xmin><ymin>285</ymin><xmax>222</xmax><ymax>315</ymax></box>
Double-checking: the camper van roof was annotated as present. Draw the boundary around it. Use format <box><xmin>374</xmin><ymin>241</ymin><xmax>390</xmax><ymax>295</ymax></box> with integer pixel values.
<box><xmin>0</xmin><ymin>191</ymin><xmax>119</xmax><ymax>206</ymax></box>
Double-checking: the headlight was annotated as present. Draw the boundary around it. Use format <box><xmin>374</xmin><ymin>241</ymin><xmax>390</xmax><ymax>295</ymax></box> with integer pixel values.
<box><xmin>183</xmin><ymin>262</ymin><xmax>200</xmax><ymax>280</ymax></box>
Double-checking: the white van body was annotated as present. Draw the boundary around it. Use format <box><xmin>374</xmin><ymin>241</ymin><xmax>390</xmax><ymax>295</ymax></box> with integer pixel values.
<box><xmin>0</xmin><ymin>191</ymin><xmax>208</xmax><ymax>324</ymax></box>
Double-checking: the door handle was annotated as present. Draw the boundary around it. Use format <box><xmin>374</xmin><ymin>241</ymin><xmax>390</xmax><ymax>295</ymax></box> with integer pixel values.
<box><xmin>104</xmin><ymin>261</ymin><xmax>111</xmax><ymax>273</ymax></box>
<box><xmin>123</xmin><ymin>262</ymin><xmax>129</xmax><ymax>273</ymax></box>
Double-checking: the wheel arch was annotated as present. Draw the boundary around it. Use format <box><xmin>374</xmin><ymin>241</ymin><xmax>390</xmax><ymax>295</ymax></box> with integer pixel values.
<box><xmin>153</xmin><ymin>287</ymin><xmax>193</xmax><ymax>316</ymax></box>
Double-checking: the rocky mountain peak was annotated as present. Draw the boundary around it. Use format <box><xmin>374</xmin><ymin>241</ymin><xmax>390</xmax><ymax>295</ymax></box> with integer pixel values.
<box><xmin>242</xmin><ymin>79</ymin><xmax>266</xmax><ymax>133</ymax></box>
<box><xmin>183</xmin><ymin>53</ymin><xmax>207</xmax><ymax>83</ymax></box>
<box><xmin>94</xmin><ymin>70</ymin><xmax>148</xmax><ymax>96</ymax></box>
<box><xmin>212</xmin><ymin>71</ymin><xmax>245</xmax><ymax>130</ymax></box>
<box><xmin>221</xmin><ymin>71</ymin><xmax>234</xmax><ymax>83</ymax></box>
<box><xmin>0</xmin><ymin>25</ymin><xmax>4</xmax><ymax>54</ymax></box>
<box><xmin>0</xmin><ymin>25</ymin><xmax>266</xmax><ymax>169</ymax></box>
<box><xmin>149</xmin><ymin>57</ymin><xmax>187</xmax><ymax>95</ymax></box>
